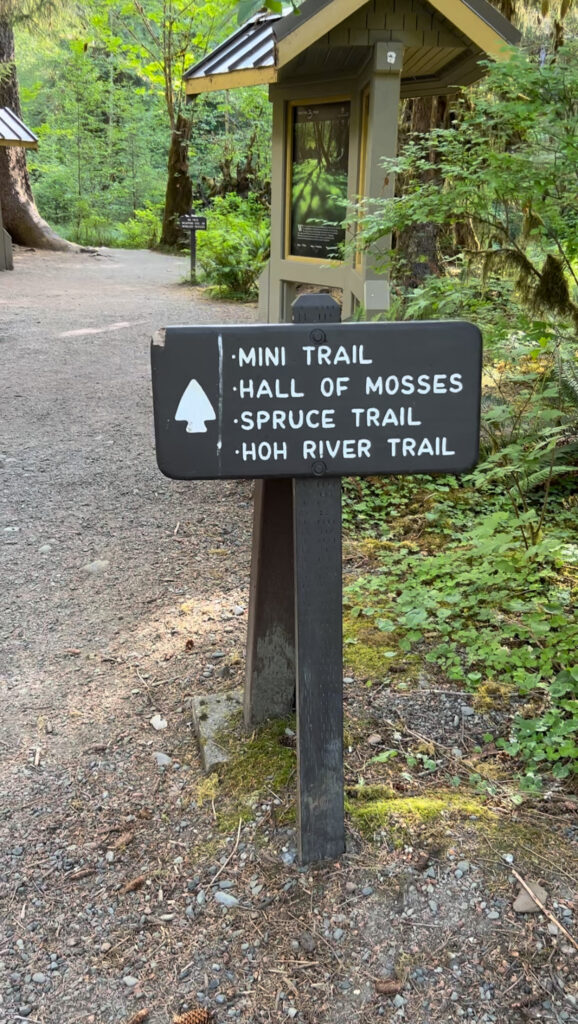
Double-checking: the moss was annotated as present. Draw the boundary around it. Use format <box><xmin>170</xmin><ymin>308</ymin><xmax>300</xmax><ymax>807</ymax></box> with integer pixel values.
<box><xmin>343</xmin><ymin>609</ymin><xmax>419</xmax><ymax>680</ymax></box>
<box><xmin>207</xmin><ymin>718</ymin><xmax>296</xmax><ymax>831</ymax></box>
<box><xmin>472</xmin><ymin>680</ymin><xmax>513</xmax><ymax>712</ymax></box>
<box><xmin>346</xmin><ymin>784</ymin><xmax>397</xmax><ymax>801</ymax></box>
<box><xmin>347</xmin><ymin>791</ymin><xmax>495</xmax><ymax>842</ymax></box>
<box><xmin>221</xmin><ymin>718</ymin><xmax>295</xmax><ymax>795</ymax></box>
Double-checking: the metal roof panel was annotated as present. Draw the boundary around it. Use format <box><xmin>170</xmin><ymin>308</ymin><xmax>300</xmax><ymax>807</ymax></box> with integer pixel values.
<box><xmin>184</xmin><ymin>13</ymin><xmax>280</xmax><ymax>80</ymax></box>
<box><xmin>0</xmin><ymin>107</ymin><xmax>38</xmax><ymax>148</ymax></box>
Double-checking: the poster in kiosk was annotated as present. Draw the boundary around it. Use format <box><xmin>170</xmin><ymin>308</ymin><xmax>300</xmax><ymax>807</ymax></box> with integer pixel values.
<box><xmin>151</xmin><ymin>321</ymin><xmax>482</xmax><ymax>481</ymax></box>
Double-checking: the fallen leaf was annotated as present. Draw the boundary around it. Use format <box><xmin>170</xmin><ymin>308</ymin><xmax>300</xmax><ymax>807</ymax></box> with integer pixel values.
<box><xmin>111</xmin><ymin>831</ymin><xmax>134</xmax><ymax>851</ymax></box>
<box><xmin>125</xmin><ymin>1011</ymin><xmax>150</xmax><ymax>1024</ymax></box>
<box><xmin>121</xmin><ymin>875</ymin><xmax>146</xmax><ymax>894</ymax></box>
<box><xmin>375</xmin><ymin>979</ymin><xmax>402</xmax><ymax>996</ymax></box>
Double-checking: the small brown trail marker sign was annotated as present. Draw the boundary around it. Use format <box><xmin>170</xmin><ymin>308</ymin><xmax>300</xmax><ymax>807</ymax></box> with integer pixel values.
<box><xmin>151</xmin><ymin>311</ymin><xmax>482</xmax><ymax>863</ymax></box>
<box><xmin>178</xmin><ymin>212</ymin><xmax>207</xmax><ymax>283</ymax></box>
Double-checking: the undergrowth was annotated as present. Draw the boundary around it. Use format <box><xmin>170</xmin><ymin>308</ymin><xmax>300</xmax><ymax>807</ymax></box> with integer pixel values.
<box><xmin>342</xmin><ymin>473</ymin><xmax>578</xmax><ymax>790</ymax></box>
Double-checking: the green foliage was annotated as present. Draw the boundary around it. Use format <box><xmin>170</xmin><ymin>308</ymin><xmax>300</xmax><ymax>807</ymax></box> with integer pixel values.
<box><xmin>197</xmin><ymin>194</ymin><xmax>270</xmax><ymax>299</ymax></box>
<box><xmin>117</xmin><ymin>203</ymin><xmax>163</xmax><ymax>247</ymax></box>
<box><xmin>345</xmin><ymin>42</ymin><xmax>578</xmax><ymax>791</ymax></box>
<box><xmin>343</xmin><ymin>474</ymin><xmax>578</xmax><ymax>786</ymax></box>
<box><xmin>16</xmin><ymin>0</ymin><xmax>247</xmax><ymax>246</ymax></box>
<box><xmin>19</xmin><ymin>28</ymin><xmax>167</xmax><ymax>233</ymax></box>
<box><xmin>237</xmin><ymin>0</ymin><xmax>300</xmax><ymax>23</ymax></box>
<box><xmin>191</xmin><ymin>87</ymin><xmax>271</xmax><ymax>192</ymax></box>
<box><xmin>356</xmin><ymin>44</ymin><xmax>578</xmax><ymax>327</ymax></box>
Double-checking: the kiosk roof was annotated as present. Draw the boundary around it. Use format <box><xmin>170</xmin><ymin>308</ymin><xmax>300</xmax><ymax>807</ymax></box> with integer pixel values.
<box><xmin>0</xmin><ymin>107</ymin><xmax>38</xmax><ymax>149</ymax></box>
<box><xmin>184</xmin><ymin>0</ymin><xmax>520</xmax><ymax>96</ymax></box>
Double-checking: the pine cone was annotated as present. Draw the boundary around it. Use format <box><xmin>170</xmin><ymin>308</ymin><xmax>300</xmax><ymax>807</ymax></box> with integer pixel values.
<box><xmin>173</xmin><ymin>1010</ymin><xmax>214</xmax><ymax>1024</ymax></box>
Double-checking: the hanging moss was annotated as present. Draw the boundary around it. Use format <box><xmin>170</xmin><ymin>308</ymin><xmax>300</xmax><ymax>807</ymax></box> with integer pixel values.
<box><xmin>534</xmin><ymin>254</ymin><xmax>571</xmax><ymax>317</ymax></box>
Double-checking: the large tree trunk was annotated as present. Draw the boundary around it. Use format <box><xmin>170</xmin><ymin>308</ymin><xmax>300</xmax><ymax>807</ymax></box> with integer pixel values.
<box><xmin>160</xmin><ymin>111</ymin><xmax>193</xmax><ymax>248</ymax></box>
<box><xmin>396</xmin><ymin>95</ymin><xmax>447</xmax><ymax>288</ymax></box>
<box><xmin>0</xmin><ymin>18</ymin><xmax>77</xmax><ymax>250</ymax></box>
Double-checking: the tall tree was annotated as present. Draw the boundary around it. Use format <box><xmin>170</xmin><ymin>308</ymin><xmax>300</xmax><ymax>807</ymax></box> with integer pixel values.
<box><xmin>0</xmin><ymin>0</ymin><xmax>77</xmax><ymax>248</ymax></box>
<box><xmin>95</xmin><ymin>0</ymin><xmax>234</xmax><ymax>246</ymax></box>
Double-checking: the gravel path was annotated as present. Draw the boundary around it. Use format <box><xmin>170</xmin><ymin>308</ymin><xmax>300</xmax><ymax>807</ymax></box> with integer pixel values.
<box><xmin>0</xmin><ymin>248</ymin><xmax>576</xmax><ymax>1024</ymax></box>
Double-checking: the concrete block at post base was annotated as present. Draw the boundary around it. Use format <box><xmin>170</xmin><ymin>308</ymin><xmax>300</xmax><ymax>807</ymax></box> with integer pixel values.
<box><xmin>191</xmin><ymin>688</ymin><xmax>243</xmax><ymax>773</ymax></box>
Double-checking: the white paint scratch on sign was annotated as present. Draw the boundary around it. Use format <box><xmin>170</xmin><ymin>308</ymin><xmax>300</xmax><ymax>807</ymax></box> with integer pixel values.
<box><xmin>175</xmin><ymin>379</ymin><xmax>216</xmax><ymax>433</ymax></box>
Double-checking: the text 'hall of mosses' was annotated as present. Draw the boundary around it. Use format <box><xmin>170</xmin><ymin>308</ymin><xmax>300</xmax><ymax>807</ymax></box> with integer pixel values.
<box><xmin>234</xmin><ymin>344</ymin><xmax>464</xmax><ymax>463</ymax></box>
<box><xmin>151</xmin><ymin>322</ymin><xmax>483</xmax><ymax>480</ymax></box>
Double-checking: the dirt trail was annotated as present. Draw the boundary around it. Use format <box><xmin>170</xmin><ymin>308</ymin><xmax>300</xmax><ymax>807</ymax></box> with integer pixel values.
<box><xmin>0</xmin><ymin>249</ymin><xmax>576</xmax><ymax>1024</ymax></box>
<box><xmin>1</xmin><ymin>248</ymin><xmax>255</xmax><ymax>734</ymax></box>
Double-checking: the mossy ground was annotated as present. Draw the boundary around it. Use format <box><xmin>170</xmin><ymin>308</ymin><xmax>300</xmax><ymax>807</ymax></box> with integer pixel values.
<box><xmin>343</xmin><ymin>603</ymin><xmax>420</xmax><ymax>681</ymax></box>
<box><xmin>196</xmin><ymin>718</ymin><xmax>297</xmax><ymax>833</ymax></box>
<box><xmin>347</xmin><ymin>790</ymin><xmax>495</xmax><ymax>843</ymax></box>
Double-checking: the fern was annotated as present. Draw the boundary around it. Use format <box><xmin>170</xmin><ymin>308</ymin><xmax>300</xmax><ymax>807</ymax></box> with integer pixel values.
<box><xmin>556</xmin><ymin>357</ymin><xmax>578</xmax><ymax>412</ymax></box>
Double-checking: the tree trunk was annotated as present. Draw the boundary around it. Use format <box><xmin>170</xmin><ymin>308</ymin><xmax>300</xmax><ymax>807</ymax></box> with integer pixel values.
<box><xmin>160</xmin><ymin>111</ymin><xmax>194</xmax><ymax>248</ymax></box>
<box><xmin>396</xmin><ymin>95</ymin><xmax>447</xmax><ymax>289</ymax></box>
<box><xmin>0</xmin><ymin>18</ymin><xmax>78</xmax><ymax>251</ymax></box>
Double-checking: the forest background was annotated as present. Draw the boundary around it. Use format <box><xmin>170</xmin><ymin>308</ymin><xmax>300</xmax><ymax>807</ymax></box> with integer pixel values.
<box><xmin>4</xmin><ymin>0</ymin><xmax>578</xmax><ymax>796</ymax></box>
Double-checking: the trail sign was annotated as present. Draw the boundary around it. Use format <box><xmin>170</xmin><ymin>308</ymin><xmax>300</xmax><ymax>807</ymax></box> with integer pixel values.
<box><xmin>178</xmin><ymin>213</ymin><xmax>207</xmax><ymax>283</ymax></box>
<box><xmin>179</xmin><ymin>214</ymin><xmax>207</xmax><ymax>231</ymax></box>
<box><xmin>151</xmin><ymin>321</ymin><xmax>482</xmax><ymax>481</ymax></box>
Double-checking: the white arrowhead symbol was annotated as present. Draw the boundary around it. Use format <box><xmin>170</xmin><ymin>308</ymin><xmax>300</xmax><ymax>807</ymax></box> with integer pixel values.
<box><xmin>174</xmin><ymin>379</ymin><xmax>216</xmax><ymax>433</ymax></box>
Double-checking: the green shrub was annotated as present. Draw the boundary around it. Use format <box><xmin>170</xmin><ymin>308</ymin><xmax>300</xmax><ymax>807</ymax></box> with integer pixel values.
<box><xmin>56</xmin><ymin>214</ymin><xmax>121</xmax><ymax>248</ymax></box>
<box><xmin>117</xmin><ymin>204</ymin><xmax>163</xmax><ymax>249</ymax></box>
<box><xmin>197</xmin><ymin>195</ymin><xmax>270</xmax><ymax>300</ymax></box>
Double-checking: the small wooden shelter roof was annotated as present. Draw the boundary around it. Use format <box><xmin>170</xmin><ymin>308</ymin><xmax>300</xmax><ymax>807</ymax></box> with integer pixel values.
<box><xmin>0</xmin><ymin>107</ymin><xmax>38</xmax><ymax>149</ymax></box>
<box><xmin>184</xmin><ymin>0</ymin><xmax>520</xmax><ymax>97</ymax></box>
<box><xmin>184</xmin><ymin>13</ymin><xmax>279</xmax><ymax>94</ymax></box>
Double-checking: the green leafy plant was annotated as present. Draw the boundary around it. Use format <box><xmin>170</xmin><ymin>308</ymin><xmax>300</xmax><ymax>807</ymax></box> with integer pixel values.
<box><xmin>343</xmin><ymin>475</ymin><xmax>578</xmax><ymax>785</ymax></box>
<box><xmin>118</xmin><ymin>204</ymin><xmax>163</xmax><ymax>249</ymax></box>
<box><xmin>197</xmin><ymin>194</ymin><xmax>270</xmax><ymax>299</ymax></box>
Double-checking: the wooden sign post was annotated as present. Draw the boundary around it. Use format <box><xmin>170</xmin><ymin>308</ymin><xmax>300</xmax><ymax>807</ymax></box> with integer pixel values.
<box><xmin>151</xmin><ymin>308</ymin><xmax>482</xmax><ymax>862</ymax></box>
<box><xmin>178</xmin><ymin>212</ymin><xmax>207</xmax><ymax>283</ymax></box>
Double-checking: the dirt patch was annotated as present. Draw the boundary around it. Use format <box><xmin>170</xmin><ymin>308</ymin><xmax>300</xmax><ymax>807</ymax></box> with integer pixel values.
<box><xmin>0</xmin><ymin>249</ymin><xmax>576</xmax><ymax>1024</ymax></box>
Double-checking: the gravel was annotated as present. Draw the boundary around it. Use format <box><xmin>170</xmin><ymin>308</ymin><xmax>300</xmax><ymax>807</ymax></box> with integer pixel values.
<box><xmin>1</xmin><ymin>249</ymin><xmax>576</xmax><ymax>1024</ymax></box>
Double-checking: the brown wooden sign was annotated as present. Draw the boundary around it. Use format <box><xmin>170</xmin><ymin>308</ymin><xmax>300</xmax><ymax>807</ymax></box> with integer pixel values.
<box><xmin>151</xmin><ymin>321</ymin><xmax>482</xmax><ymax>481</ymax></box>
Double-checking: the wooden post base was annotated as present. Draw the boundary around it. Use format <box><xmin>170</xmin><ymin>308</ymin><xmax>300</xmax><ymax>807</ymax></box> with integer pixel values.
<box><xmin>244</xmin><ymin>478</ymin><xmax>295</xmax><ymax>728</ymax></box>
<box><xmin>294</xmin><ymin>476</ymin><xmax>345</xmax><ymax>862</ymax></box>
<box><xmin>244</xmin><ymin>293</ymin><xmax>344</xmax><ymax>862</ymax></box>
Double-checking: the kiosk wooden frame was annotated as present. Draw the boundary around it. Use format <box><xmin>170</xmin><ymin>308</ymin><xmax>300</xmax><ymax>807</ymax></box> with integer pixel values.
<box><xmin>184</xmin><ymin>0</ymin><xmax>520</xmax><ymax>321</ymax></box>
